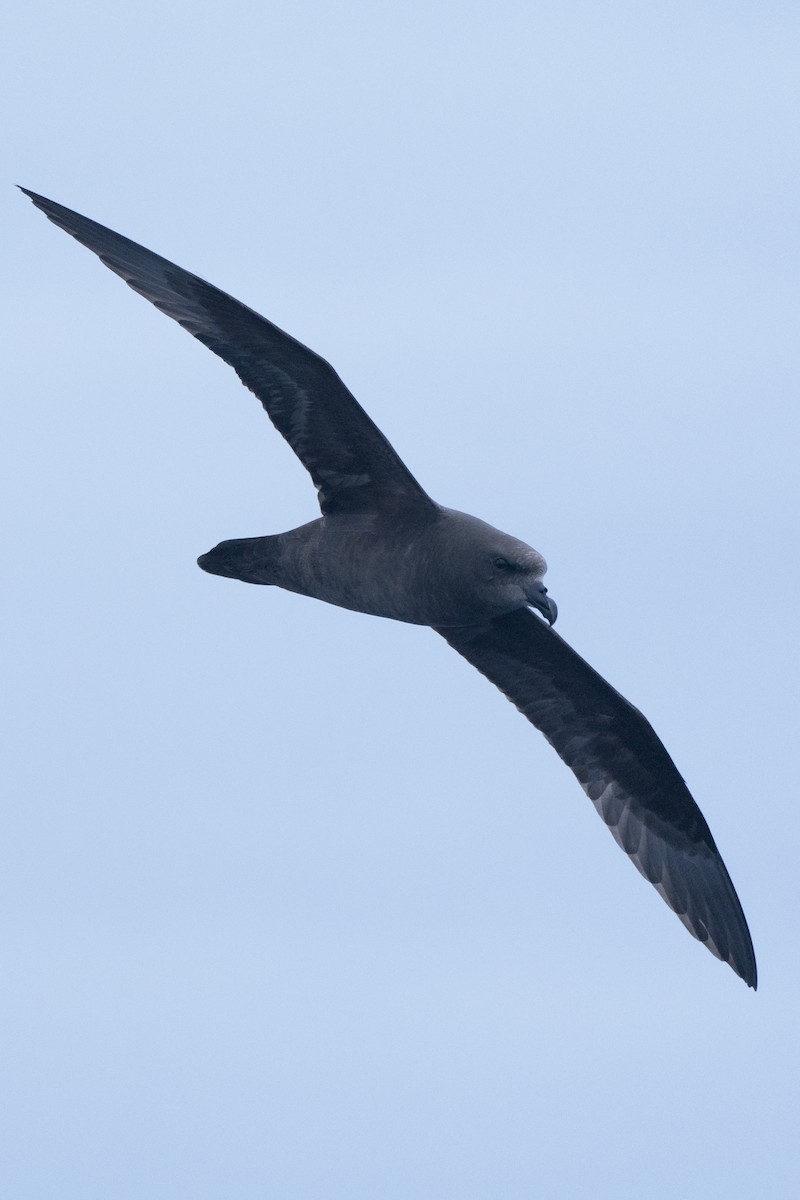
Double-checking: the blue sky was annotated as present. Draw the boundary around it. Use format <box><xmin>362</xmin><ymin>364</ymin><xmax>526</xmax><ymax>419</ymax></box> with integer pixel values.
<box><xmin>3</xmin><ymin>3</ymin><xmax>799</xmax><ymax>1196</ymax></box>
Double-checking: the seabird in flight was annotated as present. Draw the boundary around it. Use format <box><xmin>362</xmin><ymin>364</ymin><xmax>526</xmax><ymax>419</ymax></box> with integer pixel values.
<box><xmin>21</xmin><ymin>187</ymin><xmax>757</xmax><ymax>988</ymax></box>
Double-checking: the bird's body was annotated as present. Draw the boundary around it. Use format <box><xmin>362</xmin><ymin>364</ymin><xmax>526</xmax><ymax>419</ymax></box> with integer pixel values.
<box><xmin>200</xmin><ymin>507</ymin><xmax>551</xmax><ymax>628</ymax></box>
<box><xmin>22</xmin><ymin>187</ymin><xmax>757</xmax><ymax>988</ymax></box>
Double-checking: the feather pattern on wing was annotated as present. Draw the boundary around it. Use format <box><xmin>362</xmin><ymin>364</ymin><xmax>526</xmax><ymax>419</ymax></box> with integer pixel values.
<box><xmin>21</xmin><ymin>189</ymin><xmax>435</xmax><ymax>518</ymax></box>
<box><xmin>437</xmin><ymin>608</ymin><xmax>757</xmax><ymax>988</ymax></box>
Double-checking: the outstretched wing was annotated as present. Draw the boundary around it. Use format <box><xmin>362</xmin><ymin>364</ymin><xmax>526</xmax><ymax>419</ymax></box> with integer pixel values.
<box><xmin>437</xmin><ymin>608</ymin><xmax>757</xmax><ymax>988</ymax></box>
<box><xmin>21</xmin><ymin>188</ymin><xmax>436</xmax><ymax>519</ymax></box>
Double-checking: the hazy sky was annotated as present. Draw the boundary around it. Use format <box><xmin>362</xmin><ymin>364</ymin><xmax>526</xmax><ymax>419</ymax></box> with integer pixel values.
<box><xmin>4</xmin><ymin>3</ymin><xmax>799</xmax><ymax>1197</ymax></box>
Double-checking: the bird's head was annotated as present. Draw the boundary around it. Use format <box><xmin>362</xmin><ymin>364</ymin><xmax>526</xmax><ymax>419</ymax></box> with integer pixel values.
<box><xmin>479</xmin><ymin>543</ymin><xmax>557</xmax><ymax>625</ymax></box>
<box><xmin>431</xmin><ymin>510</ymin><xmax>557</xmax><ymax>626</ymax></box>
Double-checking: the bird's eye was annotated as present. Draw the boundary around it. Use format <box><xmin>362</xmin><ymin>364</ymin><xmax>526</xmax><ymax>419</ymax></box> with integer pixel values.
<box><xmin>493</xmin><ymin>556</ymin><xmax>511</xmax><ymax>571</ymax></box>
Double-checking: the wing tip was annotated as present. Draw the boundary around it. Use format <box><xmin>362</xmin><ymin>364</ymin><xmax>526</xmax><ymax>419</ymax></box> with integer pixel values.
<box><xmin>19</xmin><ymin>186</ymin><xmax>63</xmax><ymax>222</ymax></box>
<box><xmin>734</xmin><ymin>952</ymin><xmax>758</xmax><ymax>991</ymax></box>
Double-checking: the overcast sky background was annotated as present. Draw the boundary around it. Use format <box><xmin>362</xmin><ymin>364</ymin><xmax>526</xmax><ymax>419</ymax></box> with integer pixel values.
<box><xmin>3</xmin><ymin>2</ymin><xmax>798</xmax><ymax>1196</ymax></box>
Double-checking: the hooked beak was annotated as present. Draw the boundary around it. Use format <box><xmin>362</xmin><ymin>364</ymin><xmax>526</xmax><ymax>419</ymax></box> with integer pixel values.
<box><xmin>527</xmin><ymin>581</ymin><xmax>558</xmax><ymax>626</ymax></box>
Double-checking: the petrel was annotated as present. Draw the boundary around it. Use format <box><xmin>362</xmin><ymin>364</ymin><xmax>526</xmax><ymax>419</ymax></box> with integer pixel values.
<box><xmin>21</xmin><ymin>188</ymin><xmax>757</xmax><ymax>988</ymax></box>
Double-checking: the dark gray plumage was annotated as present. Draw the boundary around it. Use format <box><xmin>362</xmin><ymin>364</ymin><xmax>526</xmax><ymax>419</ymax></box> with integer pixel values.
<box><xmin>21</xmin><ymin>187</ymin><xmax>757</xmax><ymax>988</ymax></box>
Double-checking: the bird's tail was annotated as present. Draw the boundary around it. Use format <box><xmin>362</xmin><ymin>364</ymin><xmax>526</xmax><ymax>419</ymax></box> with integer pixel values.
<box><xmin>197</xmin><ymin>536</ymin><xmax>283</xmax><ymax>585</ymax></box>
